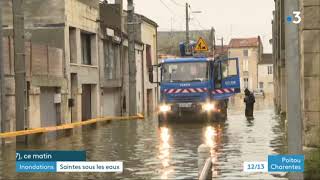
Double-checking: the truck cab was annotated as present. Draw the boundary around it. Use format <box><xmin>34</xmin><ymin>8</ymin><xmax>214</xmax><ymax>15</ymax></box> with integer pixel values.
<box><xmin>157</xmin><ymin>57</ymin><xmax>240</xmax><ymax>122</ymax></box>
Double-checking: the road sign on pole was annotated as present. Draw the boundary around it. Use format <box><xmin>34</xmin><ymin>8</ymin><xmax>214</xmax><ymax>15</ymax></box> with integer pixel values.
<box><xmin>195</xmin><ymin>37</ymin><xmax>209</xmax><ymax>52</ymax></box>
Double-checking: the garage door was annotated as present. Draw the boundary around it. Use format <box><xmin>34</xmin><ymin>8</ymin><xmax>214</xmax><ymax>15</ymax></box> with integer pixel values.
<box><xmin>40</xmin><ymin>87</ymin><xmax>57</xmax><ymax>127</ymax></box>
<box><xmin>103</xmin><ymin>88</ymin><xmax>121</xmax><ymax>116</ymax></box>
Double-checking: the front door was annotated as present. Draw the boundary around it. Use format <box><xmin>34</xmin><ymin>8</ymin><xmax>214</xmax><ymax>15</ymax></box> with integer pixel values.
<box><xmin>82</xmin><ymin>84</ymin><xmax>92</xmax><ymax>121</ymax></box>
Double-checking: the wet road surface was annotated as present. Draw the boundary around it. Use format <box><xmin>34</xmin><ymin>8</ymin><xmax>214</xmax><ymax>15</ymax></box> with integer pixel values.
<box><xmin>0</xmin><ymin>96</ymin><xmax>288</xmax><ymax>179</ymax></box>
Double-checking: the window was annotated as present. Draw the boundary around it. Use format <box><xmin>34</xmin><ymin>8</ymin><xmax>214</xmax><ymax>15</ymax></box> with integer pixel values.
<box><xmin>162</xmin><ymin>62</ymin><xmax>209</xmax><ymax>83</ymax></box>
<box><xmin>221</xmin><ymin>59</ymin><xmax>238</xmax><ymax>79</ymax></box>
<box><xmin>243</xmin><ymin>58</ymin><xmax>249</xmax><ymax>71</ymax></box>
<box><xmin>69</xmin><ymin>27</ymin><xmax>77</xmax><ymax>63</ymax></box>
<box><xmin>243</xmin><ymin>49</ymin><xmax>248</xmax><ymax>57</ymax></box>
<box><xmin>244</xmin><ymin>78</ymin><xmax>248</xmax><ymax>88</ymax></box>
<box><xmin>81</xmin><ymin>33</ymin><xmax>92</xmax><ymax>65</ymax></box>
<box><xmin>268</xmin><ymin>66</ymin><xmax>273</xmax><ymax>74</ymax></box>
<box><xmin>104</xmin><ymin>41</ymin><xmax>120</xmax><ymax>80</ymax></box>
<box><xmin>146</xmin><ymin>45</ymin><xmax>153</xmax><ymax>82</ymax></box>
<box><xmin>214</xmin><ymin>62</ymin><xmax>222</xmax><ymax>88</ymax></box>
<box><xmin>259</xmin><ymin>82</ymin><xmax>264</xmax><ymax>89</ymax></box>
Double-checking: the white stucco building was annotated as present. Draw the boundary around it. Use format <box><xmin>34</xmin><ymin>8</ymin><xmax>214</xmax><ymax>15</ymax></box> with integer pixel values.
<box><xmin>228</xmin><ymin>37</ymin><xmax>263</xmax><ymax>92</ymax></box>
<box><xmin>258</xmin><ymin>54</ymin><xmax>274</xmax><ymax>95</ymax></box>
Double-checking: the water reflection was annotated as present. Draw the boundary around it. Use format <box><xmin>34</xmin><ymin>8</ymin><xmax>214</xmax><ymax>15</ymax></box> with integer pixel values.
<box><xmin>205</xmin><ymin>126</ymin><xmax>216</xmax><ymax>148</ymax></box>
<box><xmin>158</xmin><ymin>127</ymin><xmax>173</xmax><ymax>179</ymax></box>
<box><xmin>204</xmin><ymin>124</ymin><xmax>223</xmax><ymax>177</ymax></box>
<box><xmin>246</xmin><ymin>118</ymin><xmax>254</xmax><ymax>127</ymax></box>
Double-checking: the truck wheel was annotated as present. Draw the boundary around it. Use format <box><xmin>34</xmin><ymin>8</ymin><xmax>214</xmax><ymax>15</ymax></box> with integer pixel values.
<box><xmin>220</xmin><ymin>108</ymin><xmax>227</xmax><ymax>121</ymax></box>
<box><xmin>158</xmin><ymin>114</ymin><xmax>167</xmax><ymax>125</ymax></box>
<box><xmin>158</xmin><ymin>114</ymin><xmax>164</xmax><ymax>121</ymax></box>
<box><xmin>206</xmin><ymin>113</ymin><xmax>218</xmax><ymax>123</ymax></box>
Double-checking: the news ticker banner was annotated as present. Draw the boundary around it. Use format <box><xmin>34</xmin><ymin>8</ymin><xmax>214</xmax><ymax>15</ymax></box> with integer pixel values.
<box><xmin>243</xmin><ymin>154</ymin><xmax>304</xmax><ymax>173</ymax></box>
<box><xmin>16</xmin><ymin>151</ymin><xmax>123</xmax><ymax>173</ymax></box>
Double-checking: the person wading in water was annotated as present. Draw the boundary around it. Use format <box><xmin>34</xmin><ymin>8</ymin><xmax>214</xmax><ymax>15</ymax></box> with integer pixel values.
<box><xmin>244</xmin><ymin>88</ymin><xmax>255</xmax><ymax>118</ymax></box>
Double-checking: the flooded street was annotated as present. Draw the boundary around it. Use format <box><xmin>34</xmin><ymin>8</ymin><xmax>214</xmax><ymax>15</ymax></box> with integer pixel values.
<box><xmin>0</xmin><ymin>97</ymin><xmax>288</xmax><ymax>179</ymax></box>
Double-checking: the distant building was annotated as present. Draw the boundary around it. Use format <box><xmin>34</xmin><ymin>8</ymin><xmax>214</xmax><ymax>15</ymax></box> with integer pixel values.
<box><xmin>214</xmin><ymin>45</ymin><xmax>229</xmax><ymax>58</ymax></box>
<box><xmin>258</xmin><ymin>54</ymin><xmax>273</xmax><ymax>95</ymax></box>
<box><xmin>228</xmin><ymin>36</ymin><xmax>263</xmax><ymax>91</ymax></box>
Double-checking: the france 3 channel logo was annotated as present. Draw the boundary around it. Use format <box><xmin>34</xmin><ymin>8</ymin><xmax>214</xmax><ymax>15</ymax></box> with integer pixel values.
<box><xmin>16</xmin><ymin>151</ymin><xmax>123</xmax><ymax>173</ymax></box>
<box><xmin>287</xmin><ymin>11</ymin><xmax>302</xmax><ymax>24</ymax></box>
<box><xmin>243</xmin><ymin>155</ymin><xmax>304</xmax><ymax>173</ymax></box>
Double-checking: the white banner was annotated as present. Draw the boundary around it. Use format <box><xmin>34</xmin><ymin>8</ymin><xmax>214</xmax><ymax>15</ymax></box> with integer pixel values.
<box><xmin>56</xmin><ymin>161</ymin><xmax>123</xmax><ymax>172</ymax></box>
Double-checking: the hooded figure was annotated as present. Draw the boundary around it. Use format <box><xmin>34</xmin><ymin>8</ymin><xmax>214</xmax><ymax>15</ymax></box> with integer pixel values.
<box><xmin>244</xmin><ymin>88</ymin><xmax>255</xmax><ymax>117</ymax></box>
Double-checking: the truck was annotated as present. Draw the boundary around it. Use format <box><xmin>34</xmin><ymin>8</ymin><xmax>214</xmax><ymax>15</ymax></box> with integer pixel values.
<box><xmin>155</xmin><ymin>56</ymin><xmax>241</xmax><ymax>122</ymax></box>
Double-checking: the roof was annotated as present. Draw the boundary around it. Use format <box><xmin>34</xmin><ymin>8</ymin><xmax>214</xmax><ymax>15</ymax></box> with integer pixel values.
<box><xmin>138</xmin><ymin>14</ymin><xmax>158</xmax><ymax>28</ymax></box>
<box><xmin>229</xmin><ymin>36</ymin><xmax>261</xmax><ymax>48</ymax></box>
<box><xmin>161</xmin><ymin>57</ymin><xmax>210</xmax><ymax>63</ymax></box>
<box><xmin>214</xmin><ymin>45</ymin><xmax>229</xmax><ymax>56</ymax></box>
<box><xmin>122</xmin><ymin>11</ymin><xmax>158</xmax><ymax>28</ymax></box>
<box><xmin>259</xmin><ymin>54</ymin><xmax>273</xmax><ymax>65</ymax></box>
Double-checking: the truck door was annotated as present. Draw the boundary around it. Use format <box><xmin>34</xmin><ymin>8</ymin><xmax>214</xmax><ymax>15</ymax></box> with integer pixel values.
<box><xmin>212</xmin><ymin>58</ymin><xmax>240</xmax><ymax>99</ymax></box>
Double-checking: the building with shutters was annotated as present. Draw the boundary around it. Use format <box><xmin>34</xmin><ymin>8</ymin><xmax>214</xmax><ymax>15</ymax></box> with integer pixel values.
<box><xmin>228</xmin><ymin>36</ymin><xmax>263</xmax><ymax>92</ymax></box>
<box><xmin>258</xmin><ymin>54</ymin><xmax>273</xmax><ymax>95</ymax></box>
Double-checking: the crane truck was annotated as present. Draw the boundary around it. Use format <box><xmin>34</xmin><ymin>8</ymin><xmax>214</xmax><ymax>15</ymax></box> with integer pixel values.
<box><xmin>155</xmin><ymin>56</ymin><xmax>241</xmax><ymax>122</ymax></box>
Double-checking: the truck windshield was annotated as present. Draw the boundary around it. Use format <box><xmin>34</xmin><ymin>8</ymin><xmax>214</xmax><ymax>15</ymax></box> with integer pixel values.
<box><xmin>162</xmin><ymin>62</ymin><xmax>209</xmax><ymax>83</ymax></box>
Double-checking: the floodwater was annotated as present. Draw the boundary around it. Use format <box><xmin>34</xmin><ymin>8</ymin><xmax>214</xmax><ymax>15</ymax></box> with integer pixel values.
<box><xmin>0</xmin><ymin>96</ymin><xmax>289</xmax><ymax>179</ymax></box>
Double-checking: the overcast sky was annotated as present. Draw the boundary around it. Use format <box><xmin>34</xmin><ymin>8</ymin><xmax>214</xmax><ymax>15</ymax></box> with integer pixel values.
<box><xmin>117</xmin><ymin>0</ymin><xmax>274</xmax><ymax>53</ymax></box>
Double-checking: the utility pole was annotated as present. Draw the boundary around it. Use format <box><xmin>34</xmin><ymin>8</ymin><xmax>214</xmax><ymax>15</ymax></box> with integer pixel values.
<box><xmin>12</xmin><ymin>0</ymin><xmax>26</xmax><ymax>139</ymax></box>
<box><xmin>284</xmin><ymin>0</ymin><xmax>303</xmax><ymax>179</ymax></box>
<box><xmin>209</xmin><ymin>27</ymin><xmax>215</xmax><ymax>57</ymax></box>
<box><xmin>127</xmin><ymin>0</ymin><xmax>137</xmax><ymax>116</ymax></box>
<box><xmin>185</xmin><ymin>2</ymin><xmax>190</xmax><ymax>54</ymax></box>
<box><xmin>221</xmin><ymin>37</ymin><xmax>224</xmax><ymax>49</ymax></box>
<box><xmin>0</xmin><ymin>5</ymin><xmax>5</xmax><ymax>140</ymax></box>
<box><xmin>217</xmin><ymin>37</ymin><xmax>224</xmax><ymax>50</ymax></box>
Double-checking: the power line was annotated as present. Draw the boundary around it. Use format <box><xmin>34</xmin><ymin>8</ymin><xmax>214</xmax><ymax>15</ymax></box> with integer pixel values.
<box><xmin>192</xmin><ymin>16</ymin><xmax>207</xmax><ymax>30</ymax></box>
<box><xmin>159</xmin><ymin>0</ymin><xmax>178</xmax><ymax>16</ymax></box>
<box><xmin>188</xmin><ymin>5</ymin><xmax>207</xmax><ymax>31</ymax></box>
<box><xmin>159</xmin><ymin>0</ymin><xmax>185</xmax><ymax>30</ymax></box>
<box><xmin>169</xmin><ymin>0</ymin><xmax>185</xmax><ymax>7</ymax></box>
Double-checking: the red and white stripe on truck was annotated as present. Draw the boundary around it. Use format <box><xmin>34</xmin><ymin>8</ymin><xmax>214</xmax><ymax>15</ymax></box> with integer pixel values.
<box><xmin>163</xmin><ymin>88</ymin><xmax>208</xmax><ymax>94</ymax></box>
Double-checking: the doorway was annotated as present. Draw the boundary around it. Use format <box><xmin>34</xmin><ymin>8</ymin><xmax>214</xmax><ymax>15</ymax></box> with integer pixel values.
<box><xmin>147</xmin><ymin>89</ymin><xmax>153</xmax><ymax>116</ymax></box>
<box><xmin>82</xmin><ymin>84</ymin><xmax>92</xmax><ymax>121</ymax></box>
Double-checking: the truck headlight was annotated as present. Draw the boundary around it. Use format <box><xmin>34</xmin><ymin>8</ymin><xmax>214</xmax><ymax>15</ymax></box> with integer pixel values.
<box><xmin>203</xmin><ymin>103</ymin><xmax>215</xmax><ymax>111</ymax></box>
<box><xmin>159</xmin><ymin>104</ymin><xmax>171</xmax><ymax>112</ymax></box>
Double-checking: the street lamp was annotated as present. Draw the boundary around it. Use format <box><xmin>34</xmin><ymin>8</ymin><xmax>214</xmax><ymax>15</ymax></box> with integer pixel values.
<box><xmin>191</xmin><ymin>11</ymin><xmax>202</xmax><ymax>14</ymax></box>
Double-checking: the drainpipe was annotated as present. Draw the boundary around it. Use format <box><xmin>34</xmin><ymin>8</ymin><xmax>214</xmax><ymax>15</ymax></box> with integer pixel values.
<box><xmin>284</xmin><ymin>0</ymin><xmax>303</xmax><ymax>179</ymax></box>
<box><xmin>0</xmin><ymin>5</ymin><xmax>5</xmax><ymax>138</ymax></box>
<box><xmin>141</xmin><ymin>44</ymin><xmax>145</xmax><ymax>115</ymax></box>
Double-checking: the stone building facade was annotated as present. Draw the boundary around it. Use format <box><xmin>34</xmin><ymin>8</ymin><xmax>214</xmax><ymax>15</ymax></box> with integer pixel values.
<box><xmin>273</xmin><ymin>0</ymin><xmax>320</xmax><ymax>177</ymax></box>
<box><xmin>0</xmin><ymin>0</ymin><xmax>158</xmax><ymax>136</ymax></box>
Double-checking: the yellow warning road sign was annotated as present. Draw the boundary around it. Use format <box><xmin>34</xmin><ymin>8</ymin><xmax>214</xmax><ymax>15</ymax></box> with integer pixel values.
<box><xmin>194</xmin><ymin>37</ymin><xmax>209</xmax><ymax>52</ymax></box>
